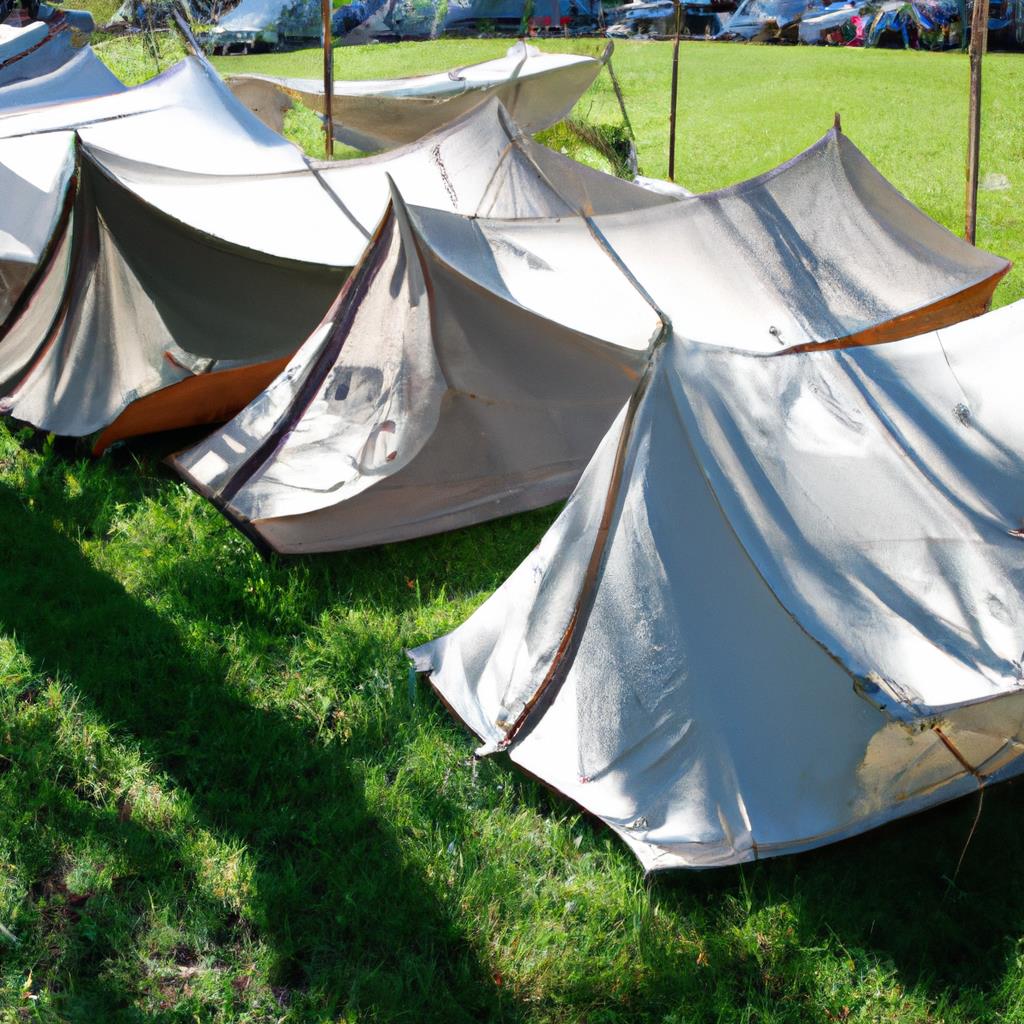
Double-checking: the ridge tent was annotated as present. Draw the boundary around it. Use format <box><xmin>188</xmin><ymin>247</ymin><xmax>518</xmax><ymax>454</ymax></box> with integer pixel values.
<box><xmin>0</xmin><ymin>53</ymin><xmax>313</xmax><ymax>329</ymax></box>
<box><xmin>168</xmin><ymin>125</ymin><xmax>1009</xmax><ymax>555</ymax></box>
<box><xmin>169</xmin><ymin>185</ymin><xmax>660</xmax><ymax>553</ymax></box>
<box><xmin>411</xmin><ymin>297</ymin><xmax>1024</xmax><ymax>870</ymax></box>
<box><xmin>0</xmin><ymin>46</ymin><xmax>125</xmax><ymax>113</ymax></box>
<box><xmin>0</xmin><ymin>101</ymin><xmax>672</xmax><ymax>450</ymax></box>
<box><xmin>227</xmin><ymin>41</ymin><xmax>610</xmax><ymax>152</ymax></box>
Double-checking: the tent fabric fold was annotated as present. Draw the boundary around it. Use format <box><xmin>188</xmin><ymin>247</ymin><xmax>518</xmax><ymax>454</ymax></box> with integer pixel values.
<box><xmin>227</xmin><ymin>41</ymin><xmax>609</xmax><ymax>151</ymax></box>
<box><xmin>411</xmin><ymin>298</ymin><xmax>1024</xmax><ymax>871</ymax></box>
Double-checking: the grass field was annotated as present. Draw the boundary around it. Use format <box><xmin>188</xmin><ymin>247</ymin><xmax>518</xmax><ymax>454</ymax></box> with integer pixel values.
<box><xmin>1</xmin><ymin>32</ymin><xmax>1023</xmax><ymax>1024</ymax></box>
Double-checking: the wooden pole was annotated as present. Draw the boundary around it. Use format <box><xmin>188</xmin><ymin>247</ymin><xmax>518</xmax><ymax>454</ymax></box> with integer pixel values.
<box><xmin>667</xmin><ymin>0</ymin><xmax>681</xmax><ymax>181</ymax></box>
<box><xmin>964</xmin><ymin>0</ymin><xmax>988</xmax><ymax>243</ymax></box>
<box><xmin>322</xmin><ymin>0</ymin><xmax>334</xmax><ymax>159</ymax></box>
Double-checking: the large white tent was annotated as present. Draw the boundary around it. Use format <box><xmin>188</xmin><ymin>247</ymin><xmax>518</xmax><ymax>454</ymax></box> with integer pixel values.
<box><xmin>168</xmin><ymin>125</ymin><xmax>1010</xmax><ymax>554</ymax></box>
<box><xmin>227</xmin><ymin>41</ymin><xmax>610</xmax><ymax>151</ymax></box>
<box><xmin>411</xmin><ymin>297</ymin><xmax>1024</xmax><ymax>870</ymax></box>
<box><xmin>170</xmin><ymin>186</ymin><xmax>659</xmax><ymax>552</ymax></box>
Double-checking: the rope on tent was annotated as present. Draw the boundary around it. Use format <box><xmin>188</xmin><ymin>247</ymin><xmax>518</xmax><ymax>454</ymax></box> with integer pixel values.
<box><xmin>604</xmin><ymin>43</ymin><xmax>634</xmax><ymax>143</ymax></box>
<box><xmin>602</xmin><ymin>42</ymin><xmax>638</xmax><ymax>176</ymax></box>
<box><xmin>952</xmin><ymin>786</ymin><xmax>985</xmax><ymax>885</ymax></box>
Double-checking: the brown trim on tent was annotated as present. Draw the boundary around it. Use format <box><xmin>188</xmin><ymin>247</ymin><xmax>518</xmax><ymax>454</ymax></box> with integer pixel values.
<box><xmin>0</xmin><ymin>14</ymin><xmax>72</xmax><ymax>72</ymax></box>
<box><xmin>779</xmin><ymin>263</ymin><xmax>1011</xmax><ymax>355</ymax></box>
<box><xmin>91</xmin><ymin>354</ymin><xmax>291</xmax><ymax>454</ymax></box>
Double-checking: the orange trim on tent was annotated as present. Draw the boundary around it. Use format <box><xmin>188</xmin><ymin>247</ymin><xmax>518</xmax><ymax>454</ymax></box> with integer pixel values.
<box><xmin>91</xmin><ymin>354</ymin><xmax>291</xmax><ymax>454</ymax></box>
<box><xmin>782</xmin><ymin>266</ymin><xmax>1010</xmax><ymax>355</ymax></box>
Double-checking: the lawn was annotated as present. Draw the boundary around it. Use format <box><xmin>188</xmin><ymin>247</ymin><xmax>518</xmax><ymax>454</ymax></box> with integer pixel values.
<box><xmin>1</xmin><ymin>31</ymin><xmax>1023</xmax><ymax>1024</ymax></box>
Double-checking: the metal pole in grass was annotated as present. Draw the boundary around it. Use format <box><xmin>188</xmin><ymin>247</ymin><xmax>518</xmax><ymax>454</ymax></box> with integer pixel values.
<box><xmin>322</xmin><ymin>0</ymin><xmax>335</xmax><ymax>159</ymax></box>
<box><xmin>964</xmin><ymin>0</ymin><xmax>988</xmax><ymax>243</ymax></box>
<box><xmin>667</xmin><ymin>0</ymin><xmax>682</xmax><ymax>181</ymax></box>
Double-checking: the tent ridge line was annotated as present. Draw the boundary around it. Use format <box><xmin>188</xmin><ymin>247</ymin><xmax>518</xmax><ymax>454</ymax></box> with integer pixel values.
<box><xmin>499</xmin><ymin>349</ymin><xmax>663</xmax><ymax>751</ymax></box>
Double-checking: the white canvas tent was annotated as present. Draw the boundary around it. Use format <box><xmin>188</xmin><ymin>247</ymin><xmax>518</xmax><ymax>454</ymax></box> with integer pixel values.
<box><xmin>411</xmin><ymin>297</ymin><xmax>1024</xmax><ymax>870</ymax></box>
<box><xmin>169</xmin><ymin>186</ymin><xmax>660</xmax><ymax>552</ymax></box>
<box><xmin>227</xmin><ymin>41</ymin><xmax>610</xmax><ymax>151</ymax></box>
<box><xmin>0</xmin><ymin>90</ymin><xmax>671</xmax><ymax>449</ymax></box>
<box><xmin>168</xmin><ymin>125</ymin><xmax>1009</xmax><ymax>554</ymax></box>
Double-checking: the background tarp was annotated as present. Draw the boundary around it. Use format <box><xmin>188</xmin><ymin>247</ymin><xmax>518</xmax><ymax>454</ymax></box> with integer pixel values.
<box><xmin>226</xmin><ymin>42</ymin><xmax>608</xmax><ymax>151</ymax></box>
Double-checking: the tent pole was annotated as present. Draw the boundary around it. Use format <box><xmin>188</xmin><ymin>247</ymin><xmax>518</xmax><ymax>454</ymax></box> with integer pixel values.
<box><xmin>668</xmin><ymin>0</ymin><xmax>681</xmax><ymax>181</ymax></box>
<box><xmin>964</xmin><ymin>0</ymin><xmax>988</xmax><ymax>244</ymax></box>
<box><xmin>322</xmin><ymin>0</ymin><xmax>334</xmax><ymax>159</ymax></box>
<box><xmin>171</xmin><ymin>5</ymin><xmax>203</xmax><ymax>55</ymax></box>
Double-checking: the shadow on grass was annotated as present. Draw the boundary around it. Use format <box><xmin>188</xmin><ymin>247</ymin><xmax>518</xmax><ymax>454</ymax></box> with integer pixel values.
<box><xmin>0</xmin><ymin>479</ymin><xmax>512</xmax><ymax>1022</ymax></box>
<box><xmin>9</xmin><ymin>434</ymin><xmax>1024</xmax><ymax>1020</ymax></box>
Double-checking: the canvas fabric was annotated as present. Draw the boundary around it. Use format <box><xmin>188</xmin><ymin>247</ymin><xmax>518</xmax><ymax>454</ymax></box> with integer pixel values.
<box><xmin>171</xmin><ymin>188</ymin><xmax>658</xmax><ymax>551</ymax></box>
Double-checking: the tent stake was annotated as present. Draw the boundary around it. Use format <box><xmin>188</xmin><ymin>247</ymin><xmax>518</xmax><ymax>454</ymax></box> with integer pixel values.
<box><xmin>322</xmin><ymin>0</ymin><xmax>334</xmax><ymax>159</ymax></box>
<box><xmin>964</xmin><ymin>0</ymin><xmax>988</xmax><ymax>244</ymax></box>
<box><xmin>667</xmin><ymin>0</ymin><xmax>681</xmax><ymax>181</ymax></box>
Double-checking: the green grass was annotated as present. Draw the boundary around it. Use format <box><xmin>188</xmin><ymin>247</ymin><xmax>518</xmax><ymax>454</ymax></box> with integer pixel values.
<box><xmin>0</xmin><ymin>34</ymin><xmax>1023</xmax><ymax>1023</ymax></box>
